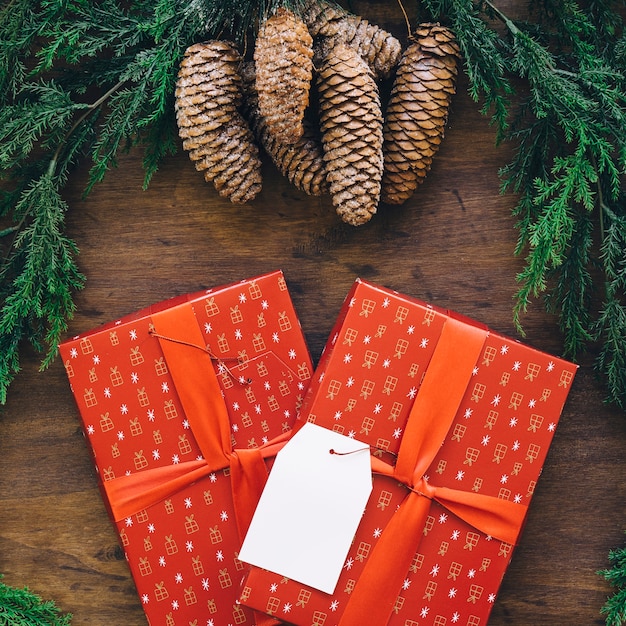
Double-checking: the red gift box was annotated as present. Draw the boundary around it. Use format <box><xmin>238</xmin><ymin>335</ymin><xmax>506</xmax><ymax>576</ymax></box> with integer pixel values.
<box><xmin>59</xmin><ymin>271</ymin><xmax>313</xmax><ymax>626</ymax></box>
<box><xmin>239</xmin><ymin>279</ymin><xmax>578</xmax><ymax>626</ymax></box>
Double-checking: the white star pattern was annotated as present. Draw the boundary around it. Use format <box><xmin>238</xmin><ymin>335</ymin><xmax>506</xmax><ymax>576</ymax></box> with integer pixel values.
<box><xmin>393</xmin><ymin>428</ymin><xmax>402</xmax><ymax>439</ymax></box>
<box><xmin>87</xmin><ymin>425</ymin><xmax>95</xmax><ymax>435</ymax></box>
<box><xmin>129</xmin><ymin>329</ymin><xmax>137</xmax><ymax>340</ymax></box>
<box><xmin>452</xmin><ymin>612</ymin><xmax>460</xmax><ymax>623</ymax></box>
<box><xmin>547</xmin><ymin>361</ymin><xmax>555</xmax><ymax>372</ymax></box>
<box><xmin>216</xmin><ymin>550</ymin><xmax>224</xmax><ymax>561</ymax></box>
<box><xmin>500</xmin><ymin>474</ymin><xmax>509</xmax><ymax>484</ymax></box>
<box><xmin>117</xmin><ymin>431</ymin><xmax>125</xmax><ymax>440</ymax></box>
<box><xmin>283</xmin><ymin>603</ymin><xmax>292</xmax><ymax>613</ymax></box>
<box><xmin>451</xmin><ymin>530</ymin><xmax>460</xmax><ymax>540</ymax></box>
<box><xmin>209</xmin><ymin>473</ymin><xmax>217</xmax><ymax>482</ymax></box>
<box><xmin>363</xmin><ymin>335</ymin><xmax>371</xmax><ymax>344</ymax></box>
<box><xmin>131</xmin><ymin>372</ymin><xmax>139</xmax><ymax>383</ymax></box>
<box><xmin>264</xmin><ymin>381</ymin><xmax>271</xmax><ymax>391</ymax></box>
<box><xmin>238</xmin><ymin>292</ymin><xmax>247</xmax><ymax>303</ymax></box>
<box><xmin>270</xmin><ymin>583</ymin><xmax>278</xmax><ymax>593</ymax></box>
<box><xmin>408</xmin><ymin>387</ymin><xmax>418</xmax><ymax>399</ymax></box>
<box><xmin>288</xmin><ymin>348</ymin><xmax>297</xmax><ymax>360</ymax></box>
<box><xmin>448</xmin><ymin>588</ymin><xmax>457</xmax><ymax>598</ymax></box>
<box><xmin>235</xmin><ymin>329</ymin><xmax>243</xmax><ymax>340</ymax></box>
<box><xmin>182</xmin><ymin>419</ymin><xmax>190</xmax><ymax>429</ymax></box>
<box><xmin>464</xmin><ymin>408</ymin><xmax>473</xmax><ymax>419</ymax></box>
<box><xmin>172</xmin><ymin>454</ymin><xmax>180</xmax><ymax>464</ymax></box>
<box><xmin>420</xmin><ymin>607</ymin><xmax>429</xmax><ymax>618</ymax></box>
<box><xmin>330</xmin><ymin>600</ymin><xmax>339</xmax><ymax>612</ymax></box>
<box><xmin>344</xmin><ymin>558</ymin><xmax>354</xmax><ymax>570</ymax></box>
<box><xmin>407</xmin><ymin>325</ymin><xmax>415</xmax><ymax>335</ymax></box>
<box><xmin>334</xmin><ymin>411</ymin><xmax>342</xmax><ymax>421</ymax></box>
<box><xmin>255</xmin><ymin>404</ymin><xmax>262</xmax><ymax>414</ymax></box>
<box><xmin>142</xmin><ymin>594</ymin><xmax>149</xmax><ymax>604</ymax></box>
<box><xmin>346</xmin><ymin>376</ymin><xmax>355</xmax><ymax>387</ymax></box>
<box><xmin>382</xmin><ymin>298</ymin><xmax>390</xmax><ymax>308</ymax></box>
<box><xmin>272</xmin><ymin>332</ymin><xmax>279</xmax><ymax>343</ymax></box>
<box><xmin>175</xmin><ymin>573</ymin><xmax>183</xmax><ymax>583</ymax></box>
<box><xmin>220</xmin><ymin>510</ymin><xmax>228</xmax><ymax>521</ymax></box>
<box><xmin>152</xmin><ymin>449</ymin><xmax>160</xmax><ymax>460</ymax></box>
<box><xmin>171</xmin><ymin>600</ymin><xmax>179</xmax><ymax>610</ymax></box>
<box><xmin>472</xmin><ymin>366</ymin><xmax>479</xmax><ymax>376</ymax></box>
<box><xmin>125</xmin><ymin>517</ymin><xmax>133</xmax><ymax>527</ymax></box>
<box><xmin>456</xmin><ymin>470</ymin><xmax>465</xmax><ymax>480</ymax></box>
<box><xmin>70</xmin><ymin>348</ymin><xmax>78</xmax><ymax>358</ymax></box>
<box><xmin>93</xmin><ymin>355</ymin><xmax>100</xmax><ymax>364</ymax></box>
<box><xmin>430</xmin><ymin>564</ymin><xmax>439</xmax><ymax>576</ymax></box>
<box><xmin>147</xmin><ymin>409</ymin><xmax>155</xmax><ymax>421</ymax></box>
<box><xmin>232</xmin><ymin>402</ymin><xmax>240</xmax><ymax>412</ymax></box>
<box><xmin>373</xmin><ymin>528</ymin><xmax>382</xmax><ymax>538</ymax></box>
<box><xmin>383</xmin><ymin>359</ymin><xmax>391</xmax><ymax>368</ymax></box>
<box><xmin>513</xmin><ymin>360</ymin><xmax>521</xmax><ymax>371</ymax></box>
<box><xmin>509</xmin><ymin>417</ymin><xmax>518</xmax><ymax>427</ymax></box>
<box><xmin>439</xmin><ymin>513</ymin><xmax>448</xmax><ymax>524</ymax></box>
<box><xmin>261</xmin><ymin>300</ymin><xmax>269</xmax><ymax>309</ymax></box>
<box><xmin>419</xmin><ymin>338</ymin><xmax>429</xmax><ymax>348</ymax></box>
<box><xmin>489</xmin><ymin>593</ymin><xmax>497</xmax><ymax>602</ymax></box>
<box><xmin>148</xmin><ymin>524</ymin><xmax>155</xmax><ymax>533</ymax></box>
<box><xmin>513</xmin><ymin>439</ymin><xmax>521</xmax><ymax>451</ymax></box>
<box><xmin>186</xmin><ymin>541</ymin><xmax>193</xmax><ymax>552</ymax></box>
<box><xmin>202</xmin><ymin>578</ymin><xmax>210</xmax><ymax>591</ymax></box>
<box><xmin>159</xmin><ymin>556</ymin><xmax>166</xmax><ymax>566</ymax></box>
<box><xmin>501</xmin><ymin>344</ymin><xmax>509</xmax><ymax>354</ymax></box>
<box><xmin>104</xmin><ymin>387</ymin><xmax>111</xmax><ymax>398</ymax></box>
<box><xmin>348</xmin><ymin>430</ymin><xmax>356</xmax><ymax>438</ymax></box>
<box><xmin>548</xmin><ymin>422</ymin><xmax>556</xmax><ymax>431</ymax></box>
<box><xmin>184</xmin><ymin>497</ymin><xmax>192</xmax><ymax>508</ymax></box>
<box><xmin>528</xmin><ymin>398</ymin><xmax>536</xmax><ymax>408</ymax></box>
<box><xmin>492</xmin><ymin>394</ymin><xmax>501</xmax><ymax>406</ymax></box>
<box><xmin>482</xmin><ymin>435</ymin><xmax>490</xmax><ymax>446</ymax></box>
<box><xmin>204</xmin><ymin>322</ymin><xmax>212</xmax><ymax>334</ymax></box>
<box><xmin>514</xmin><ymin>494</ymin><xmax>523</xmax><ymax>503</ymax></box>
<box><xmin>161</xmin><ymin>382</ymin><xmax>169</xmax><ymax>393</ymax></box>
<box><xmin>468</xmin><ymin>569</ymin><xmax>476</xmax><ymax>578</ymax></box>
<box><xmin>402</xmin><ymin>578</ymin><xmax>411</xmax><ymax>590</ymax></box>
<box><xmin>373</xmin><ymin>403</ymin><xmax>383</xmax><ymax>414</ymax></box>
<box><xmin>120</xmin><ymin>404</ymin><xmax>128</xmax><ymax>414</ymax></box>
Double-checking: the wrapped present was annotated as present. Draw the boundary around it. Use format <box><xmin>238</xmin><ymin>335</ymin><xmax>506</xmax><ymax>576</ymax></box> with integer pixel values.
<box><xmin>59</xmin><ymin>270</ymin><xmax>312</xmax><ymax>626</ymax></box>
<box><xmin>238</xmin><ymin>278</ymin><xmax>578</xmax><ymax>626</ymax></box>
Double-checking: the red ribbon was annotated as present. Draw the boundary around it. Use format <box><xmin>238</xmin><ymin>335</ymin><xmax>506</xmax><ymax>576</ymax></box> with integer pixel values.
<box><xmin>101</xmin><ymin>303</ymin><xmax>283</xmax><ymax>625</ymax></box>
<box><xmin>339</xmin><ymin>317</ymin><xmax>528</xmax><ymax>625</ymax></box>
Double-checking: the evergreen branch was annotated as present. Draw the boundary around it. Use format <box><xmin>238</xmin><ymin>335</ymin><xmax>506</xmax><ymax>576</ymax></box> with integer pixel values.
<box><xmin>0</xmin><ymin>575</ymin><xmax>72</xmax><ymax>625</ymax></box>
<box><xmin>600</xmin><ymin>532</ymin><xmax>626</xmax><ymax>625</ymax></box>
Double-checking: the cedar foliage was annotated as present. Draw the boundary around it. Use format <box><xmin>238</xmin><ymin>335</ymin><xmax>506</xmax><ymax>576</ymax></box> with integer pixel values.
<box><xmin>1</xmin><ymin>0</ymin><xmax>626</xmax><ymax>410</ymax></box>
<box><xmin>0</xmin><ymin>575</ymin><xmax>71</xmax><ymax>625</ymax></box>
<box><xmin>599</xmin><ymin>532</ymin><xmax>626</xmax><ymax>625</ymax></box>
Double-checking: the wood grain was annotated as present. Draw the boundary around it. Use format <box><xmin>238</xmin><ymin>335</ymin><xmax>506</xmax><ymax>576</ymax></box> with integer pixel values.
<box><xmin>1</xmin><ymin>2</ymin><xmax>625</xmax><ymax>624</ymax></box>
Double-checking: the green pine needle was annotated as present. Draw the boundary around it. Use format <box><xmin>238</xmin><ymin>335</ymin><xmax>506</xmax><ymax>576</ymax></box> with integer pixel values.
<box><xmin>600</xmin><ymin>533</ymin><xmax>626</xmax><ymax>625</ymax></box>
<box><xmin>0</xmin><ymin>576</ymin><xmax>71</xmax><ymax>626</ymax></box>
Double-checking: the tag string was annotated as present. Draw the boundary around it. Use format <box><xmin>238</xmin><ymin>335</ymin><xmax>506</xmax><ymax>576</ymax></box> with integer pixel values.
<box><xmin>148</xmin><ymin>329</ymin><xmax>252</xmax><ymax>385</ymax></box>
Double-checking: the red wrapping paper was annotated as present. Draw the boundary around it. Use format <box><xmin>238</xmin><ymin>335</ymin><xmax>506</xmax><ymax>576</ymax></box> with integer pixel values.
<box><xmin>59</xmin><ymin>271</ymin><xmax>312</xmax><ymax>626</ymax></box>
<box><xmin>239</xmin><ymin>279</ymin><xmax>578</xmax><ymax>626</ymax></box>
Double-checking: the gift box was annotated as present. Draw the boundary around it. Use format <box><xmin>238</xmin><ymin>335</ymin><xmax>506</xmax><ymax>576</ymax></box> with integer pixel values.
<box><xmin>238</xmin><ymin>279</ymin><xmax>578</xmax><ymax>626</ymax></box>
<box><xmin>59</xmin><ymin>270</ymin><xmax>313</xmax><ymax>626</ymax></box>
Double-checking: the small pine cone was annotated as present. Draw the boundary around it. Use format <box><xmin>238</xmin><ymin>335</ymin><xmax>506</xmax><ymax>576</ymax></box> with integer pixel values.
<box><xmin>317</xmin><ymin>44</ymin><xmax>383</xmax><ymax>226</ymax></box>
<box><xmin>240</xmin><ymin>62</ymin><xmax>328</xmax><ymax>197</ymax></box>
<box><xmin>175</xmin><ymin>40</ymin><xmax>262</xmax><ymax>204</ymax></box>
<box><xmin>303</xmin><ymin>0</ymin><xmax>401</xmax><ymax>80</ymax></box>
<box><xmin>254</xmin><ymin>7</ymin><xmax>314</xmax><ymax>145</ymax></box>
<box><xmin>381</xmin><ymin>24</ymin><xmax>460</xmax><ymax>205</ymax></box>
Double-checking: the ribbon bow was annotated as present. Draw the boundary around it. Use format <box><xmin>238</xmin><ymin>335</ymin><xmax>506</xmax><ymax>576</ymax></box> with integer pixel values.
<box><xmin>102</xmin><ymin>304</ymin><xmax>285</xmax><ymax>542</ymax></box>
<box><xmin>339</xmin><ymin>317</ymin><xmax>528</xmax><ymax>625</ymax></box>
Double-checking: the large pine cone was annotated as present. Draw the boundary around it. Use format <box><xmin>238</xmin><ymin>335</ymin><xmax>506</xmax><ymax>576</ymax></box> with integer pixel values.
<box><xmin>318</xmin><ymin>43</ymin><xmax>384</xmax><ymax>226</ymax></box>
<box><xmin>175</xmin><ymin>40</ymin><xmax>262</xmax><ymax>204</ymax></box>
<box><xmin>381</xmin><ymin>24</ymin><xmax>460</xmax><ymax>205</ymax></box>
<box><xmin>240</xmin><ymin>62</ymin><xmax>329</xmax><ymax>197</ymax></box>
<box><xmin>303</xmin><ymin>0</ymin><xmax>402</xmax><ymax>80</ymax></box>
<box><xmin>254</xmin><ymin>7</ymin><xmax>314</xmax><ymax>145</ymax></box>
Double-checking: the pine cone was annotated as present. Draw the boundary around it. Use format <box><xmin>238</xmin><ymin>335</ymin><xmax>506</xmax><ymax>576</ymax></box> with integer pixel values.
<box><xmin>381</xmin><ymin>24</ymin><xmax>460</xmax><ymax>205</ymax></box>
<box><xmin>317</xmin><ymin>43</ymin><xmax>384</xmax><ymax>226</ymax></box>
<box><xmin>303</xmin><ymin>0</ymin><xmax>402</xmax><ymax>80</ymax></box>
<box><xmin>254</xmin><ymin>7</ymin><xmax>314</xmax><ymax>145</ymax></box>
<box><xmin>241</xmin><ymin>62</ymin><xmax>329</xmax><ymax>197</ymax></box>
<box><xmin>175</xmin><ymin>40</ymin><xmax>262</xmax><ymax>204</ymax></box>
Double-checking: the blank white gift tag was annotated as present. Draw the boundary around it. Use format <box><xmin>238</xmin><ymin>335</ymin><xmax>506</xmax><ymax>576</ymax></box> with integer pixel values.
<box><xmin>238</xmin><ymin>422</ymin><xmax>373</xmax><ymax>594</ymax></box>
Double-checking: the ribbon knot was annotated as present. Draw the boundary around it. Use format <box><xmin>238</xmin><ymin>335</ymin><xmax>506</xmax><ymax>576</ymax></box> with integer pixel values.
<box><xmin>339</xmin><ymin>317</ymin><xmax>527</xmax><ymax>625</ymax></box>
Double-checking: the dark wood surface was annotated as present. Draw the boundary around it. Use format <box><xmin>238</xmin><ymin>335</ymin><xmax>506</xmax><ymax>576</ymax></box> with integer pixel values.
<box><xmin>2</xmin><ymin>2</ymin><xmax>626</xmax><ymax>624</ymax></box>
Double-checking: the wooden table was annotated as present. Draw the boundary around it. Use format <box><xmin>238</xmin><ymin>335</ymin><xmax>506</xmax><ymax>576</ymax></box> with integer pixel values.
<box><xmin>1</xmin><ymin>2</ymin><xmax>625</xmax><ymax>624</ymax></box>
